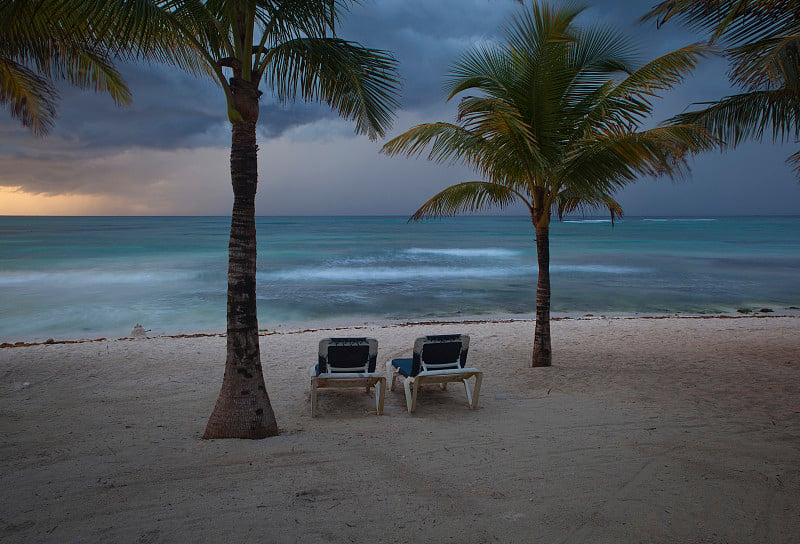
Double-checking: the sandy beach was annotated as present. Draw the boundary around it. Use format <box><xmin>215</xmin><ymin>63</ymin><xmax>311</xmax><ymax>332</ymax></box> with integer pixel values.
<box><xmin>1</xmin><ymin>316</ymin><xmax>798</xmax><ymax>543</ymax></box>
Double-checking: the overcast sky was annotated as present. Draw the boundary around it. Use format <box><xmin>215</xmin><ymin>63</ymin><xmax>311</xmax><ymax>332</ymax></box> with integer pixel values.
<box><xmin>1</xmin><ymin>0</ymin><xmax>798</xmax><ymax>216</ymax></box>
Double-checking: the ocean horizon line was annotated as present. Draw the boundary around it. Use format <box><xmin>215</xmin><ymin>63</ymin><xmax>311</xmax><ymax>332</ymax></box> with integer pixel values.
<box><xmin>3</xmin><ymin>212</ymin><xmax>800</xmax><ymax>220</ymax></box>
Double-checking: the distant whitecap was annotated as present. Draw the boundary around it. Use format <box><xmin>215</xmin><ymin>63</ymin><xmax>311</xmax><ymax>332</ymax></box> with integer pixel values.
<box><xmin>642</xmin><ymin>218</ymin><xmax>717</xmax><ymax>222</ymax></box>
<box><xmin>551</xmin><ymin>265</ymin><xmax>644</xmax><ymax>274</ymax></box>
<box><xmin>404</xmin><ymin>248</ymin><xmax>520</xmax><ymax>258</ymax></box>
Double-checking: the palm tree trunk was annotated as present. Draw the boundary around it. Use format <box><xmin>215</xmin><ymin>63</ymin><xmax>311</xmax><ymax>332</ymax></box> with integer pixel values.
<box><xmin>203</xmin><ymin>118</ymin><xmax>278</xmax><ymax>439</ymax></box>
<box><xmin>532</xmin><ymin>225</ymin><xmax>552</xmax><ymax>367</ymax></box>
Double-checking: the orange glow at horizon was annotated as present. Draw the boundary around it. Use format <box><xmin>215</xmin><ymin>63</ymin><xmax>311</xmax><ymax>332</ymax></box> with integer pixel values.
<box><xmin>0</xmin><ymin>186</ymin><xmax>146</xmax><ymax>215</ymax></box>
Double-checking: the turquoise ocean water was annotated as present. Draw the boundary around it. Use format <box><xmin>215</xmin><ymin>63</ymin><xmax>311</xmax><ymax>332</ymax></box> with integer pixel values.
<box><xmin>1</xmin><ymin>215</ymin><xmax>798</xmax><ymax>341</ymax></box>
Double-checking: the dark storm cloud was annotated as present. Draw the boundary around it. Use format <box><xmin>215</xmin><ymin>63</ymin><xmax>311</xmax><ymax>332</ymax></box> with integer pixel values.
<box><xmin>1</xmin><ymin>0</ymin><xmax>797</xmax><ymax>214</ymax></box>
<box><xmin>0</xmin><ymin>0</ymin><xmax>713</xmax><ymax>153</ymax></box>
<box><xmin>340</xmin><ymin>0</ymin><xmax>519</xmax><ymax>108</ymax></box>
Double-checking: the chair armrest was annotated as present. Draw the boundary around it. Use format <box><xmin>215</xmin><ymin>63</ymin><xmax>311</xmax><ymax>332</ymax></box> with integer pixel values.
<box><xmin>417</xmin><ymin>367</ymin><xmax>481</xmax><ymax>377</ymax></box>
<box><xmin>314</xmin><ymin>371</ymin><xmax>384</xmax><ymax>379</ymax></box>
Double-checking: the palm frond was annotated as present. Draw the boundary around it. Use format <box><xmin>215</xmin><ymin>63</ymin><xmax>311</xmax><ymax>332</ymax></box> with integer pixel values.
<box><xmin>382</xmin><ymin>121</ymin><xmax>534</xmax><ymax>188</ymax></box>
<box><xmin>0</xmin><ymin>57</ymin><xmax>58</xmax><ymax>135</ymax></box>
<box><xmin>0</xmin><ymin>0</ymin><xmax>214</xmax><ymax>134</ymax></box>
<box><xmin>52</xmin><ymin>42</ymin><xmax>132</xmax><ymax>105</ymax></box>
<box><xmin>641</xmin><ymin>1</ymin><xmax>800</xmax><ymax>46</ymax></box>
<box><xmin>254</xmin><ymin>0</ymin><xmax>347</xmax><ymax>44</ymax></box>
<box><xmin>556</xmin><ymin>190</ymin><xmax>624</xmax><ymax>222</ymax></box>
<box><xmin>671</xmin><ymin>89</ymin><xmax>800</xmax><ymax>145</ymax></box>
<box><xmin>445</xmin><ymin>45</ymin><xmax>515</xmax><ymax>102</ymax></box>
<box><xmin>728</xmin><ymin>34</ymin><xmax>800</xmax><ymax>90</ymax></box>
<box><xmin>264</xmin><ymin>36</ymin><xmax>399</xmax><ymax>139</ymax></box>
<box><xmin>409</xmin><ymin>181</ymin><xmax>527</xmax><ymax>221</ymax></box>
<box><xmin>564</xmin><ymin>124</ymin><xmax>717</xmax><ymax>194</ymax></box>
<box><xmin>787</xmin><ymin>147</ymin><xmax>800</xmax><ymax>176</ymax></box>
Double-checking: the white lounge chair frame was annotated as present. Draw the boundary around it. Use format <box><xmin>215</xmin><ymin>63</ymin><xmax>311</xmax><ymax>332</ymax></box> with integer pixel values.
<box><xmin>386</xmin><ymin>335</ymin><xmax>482</xmax><ymax>413</ymax></box>
<box><xmin>310</xmin><ymin>337</ymin><xmax>386</xmax><ymax>417</ymax></box>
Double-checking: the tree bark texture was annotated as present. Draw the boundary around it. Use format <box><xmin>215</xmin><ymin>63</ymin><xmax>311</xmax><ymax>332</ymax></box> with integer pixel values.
<box><xmin>532</xmin><ymin>225</ymin><xmax>552</xmax><ymax>367</ymax></box>
<box><xmin>203</xmin><ymin>110</ymin><xmax>278</xmax><ymax>438</ymax></box>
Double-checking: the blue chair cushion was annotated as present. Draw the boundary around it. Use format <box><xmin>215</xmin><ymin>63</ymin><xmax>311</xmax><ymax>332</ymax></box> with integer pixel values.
<box><xmin>391</xmin><ymin>358</ymin><xmax>414</xmax><ymax>377</ymax></box>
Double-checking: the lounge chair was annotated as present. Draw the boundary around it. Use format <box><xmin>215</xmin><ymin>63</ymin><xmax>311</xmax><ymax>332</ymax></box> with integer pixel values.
<box><xmin>386</xmin><ymin>334</ymin><xmax>482</xmax><ymax>413</ymax></box>
<box><xmin>310</xmin><ymin>337</ymin><xmax>386</xmax><ymax>417</ymax></box>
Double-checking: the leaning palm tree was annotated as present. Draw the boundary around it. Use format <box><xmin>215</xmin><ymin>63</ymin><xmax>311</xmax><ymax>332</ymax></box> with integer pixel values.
<box><xmin>642</xmin><ymin>1</ymin><xmax>800</xmax><ymax>177</ymax></box>
<box><xmin>163</xmin><ymin>1</ymin><xmax>399</xmax><ymax>439</ymax></box>
<box><xmin>382</xmin><ymin>1</ymin><xmax>714</xmax><ymax>367</ymax></box>
<box><xmin>0</xmin><ymin>0</ymin><xmax>196</xmax><ymax>135</ymax></box>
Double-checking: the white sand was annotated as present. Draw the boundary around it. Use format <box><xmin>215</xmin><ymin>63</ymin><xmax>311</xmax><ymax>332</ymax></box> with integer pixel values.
<box><xmin>1</xmin><ymin>316</ymin><xmax>798</xmax><ymax>543</ymax></box>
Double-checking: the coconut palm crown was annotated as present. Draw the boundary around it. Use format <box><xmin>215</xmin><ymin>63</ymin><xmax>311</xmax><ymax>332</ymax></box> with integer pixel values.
<box><xmin>382</xmin><ymin>1</ymin><xmax>715</xmax><ymax>367</ymax></box>
<box><xmin>643</xmin><ymin>0</ymin><xmax>800</xmax><ymax>177</ymax></box>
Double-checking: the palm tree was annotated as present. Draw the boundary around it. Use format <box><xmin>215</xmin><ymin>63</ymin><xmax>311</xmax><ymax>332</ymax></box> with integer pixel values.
<box><xmin>160</xmin><ymin>1</ymin><xmax>399</xmax><ymax>439</ymax></box>
<box><xmin>642</xmin><ymin>1</ymin><xmax>800</xmax><ymax>176</ymax></box>
<box><xmin>382</xmin><ymin>1</ymin><xmax>714</xmax><ymax>367</ymax></box>
<box><xmin>0</xmin><ymin>0</ymin><xmax>196</xmax><ymax>135</ymax></box>
<box><xmin>4</xmin><ymin>0</ymin><xmax>398</xmax><ymax>439</ymax></box>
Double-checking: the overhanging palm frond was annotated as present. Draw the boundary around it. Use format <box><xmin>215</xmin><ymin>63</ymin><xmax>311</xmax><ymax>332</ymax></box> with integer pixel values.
<box><xmin>0</xmin><ymin>57</ymin><xmax>58</xmax><ymax>135</ymax></box>
<box><xmin>0</xmin><ymin>0</ymin><xmax>210</xmax><ymax>135</ymax></box>
<box><xmin>641</xmin><ymin>0</ymin><xmax>800</xmax><ymax>180</ymax></box>
<box><xmin>787</xmin><ymin>147</ymin><xmax>800</xmax><ymax>176</ymax></box>
<box><xmin>409</xmin><ymin>181</ymin><xmax>526</xmax><ymax>221</ymax></box>
<box><xmin>729</xmin><ymin>34</ymin><xmax>800</xmax><ymax>90</ymax></box>
<box><xmin>670</xmin><ymin>89</ymin><xmax>800</xmax><ymax>145</ymax></box>
<box><xmin>264</xmin><ymin>37</ymin><xmax>399</xmax><ymax>139</ymax></box>
<box><xmin>641</xmin><ymin>0</ymin><xmax>800</xmax><ymax>46</ymax></box>
<box><xmin>50</xmin><ymin>43</ymin><xmax>132</xmax><ymax>105</ymax></box>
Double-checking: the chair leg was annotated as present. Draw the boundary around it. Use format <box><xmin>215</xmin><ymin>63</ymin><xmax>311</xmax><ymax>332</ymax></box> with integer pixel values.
<box><xmin>375</xmin><ymin>378</ymin><xmax>386</xmax><ymax>415</ymax></box>
<box><xmin>386</xmin><ymin>361</ymin><xmax>397</xmax><ymax>391</ymax></box>
<box><xmin>310</xmin><ymin>377</ymin><xmax>318</xmax><ymax>417</ymax></box>
<box><xmin>471</xmin><ymin>373</ymin><xmax>483</xmax><ymax>409</ymax></box>
<box><xmin>403</xmin><ymin>377</ymin><xmax>420</xmax><ymax>413</ymax></box>
<box><xmin>462</xmin><ymin>378</ymin><xmax>473</xmax><ymax>408</ymax></box>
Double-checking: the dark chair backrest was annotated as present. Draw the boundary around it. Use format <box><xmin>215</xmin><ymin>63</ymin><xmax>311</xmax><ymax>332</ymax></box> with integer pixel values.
<box><xmin>410</xmin><ymin>334</ymin><xmax>470</xmax><ymax>376</ymax></box>
<box><xmin>318</xmin><ymin>337</ymin><xmax>378</xmax><ymax>374</ymax></box>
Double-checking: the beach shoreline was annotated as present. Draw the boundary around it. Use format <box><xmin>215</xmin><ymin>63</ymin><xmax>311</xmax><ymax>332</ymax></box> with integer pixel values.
<box><xmin>1</xmin><ymin>316</ymin><xmax>798</xmax><ymax>542</ymax></box>
<box><xmin>4</xmin><ymin>309</ymin><xmax>800</xmax><ymax>347</ymax></box>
